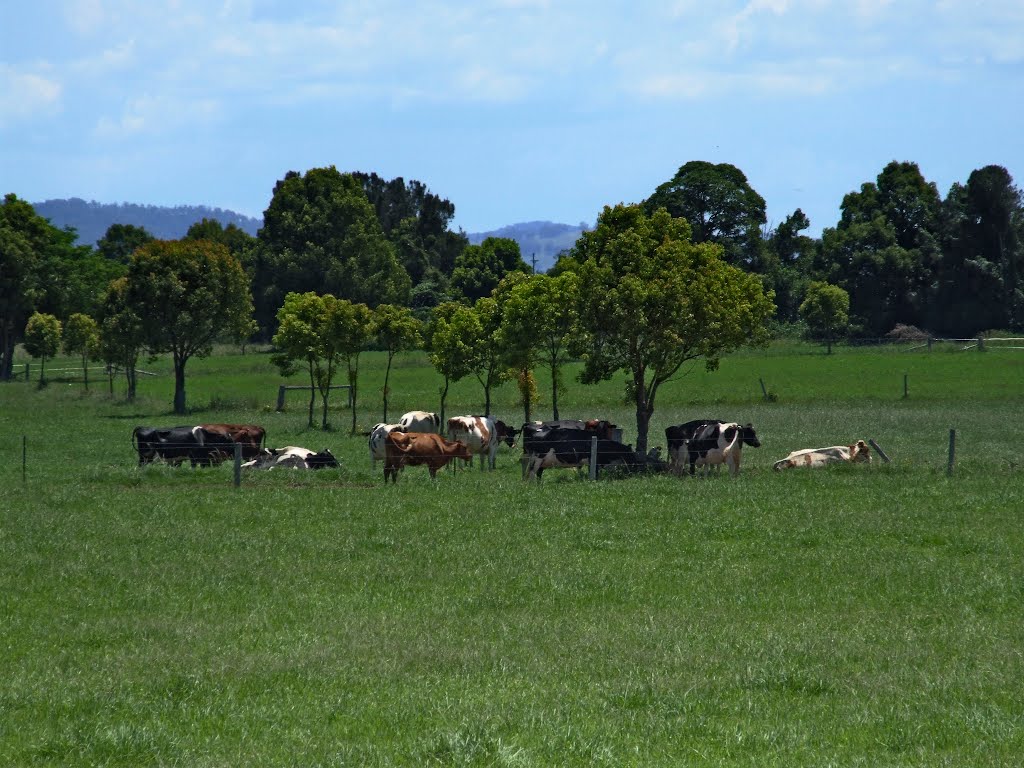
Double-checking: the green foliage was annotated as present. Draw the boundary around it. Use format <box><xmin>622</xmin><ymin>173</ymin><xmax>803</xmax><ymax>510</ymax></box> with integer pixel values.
<box><xmin>62</xmin><ymin>312</ymin><xmax>100</xmax><ymax>389</ymax></box>
<box><xmin>272</xmin><ymin>291</ymin><xmax>330</xmax><ymax>427</ymax></box>
<box><xmin>97</xmin><ymin>277</ymin><xmax>146</xmax><ymax>401</ymax></box>
<box><xmin>427</xmin><ymin>301</ymin><xmax>480</xmax><ymax>423</ymax></box>
<box><xmin>372</xmin><ymin>303</ymin><xmax>422</xmax><ymax>422</ymax></box>
<box><xmin>23</xmin><ymin>311</ymin><xmax>62</xmax><ymax>384</ymax></box>
<box><xmin>252</xmin><ymin>167</ymin><xmax>411</xmax><ymax>336</ymax></box>
<box><xmin>644</xmin><ymin>160</ymin><xmax>767</xmax><ymax>268</ymax></box>
<box><xmin>799</xmin><ymin>281</ymin><xmax>850</xmax><ymax>354</ymax></box>
<box><xmin>95</xmin><ymin>223</ymin><xmax>154</xmax><ymax>264</ymax></box>
<box><xmin>570</xmin><ymin>204</ymin><xmax>775</xmax><ymax>453</ymax></box>
<box><xmin>126</xmin><ymin>239</ymin><xmax>254</xmax><ymax>414</ymax></box>
<box><xmin>450</xmin><ymin>236</ymin><xmax>530</xmax><ymax>303</ymax></box>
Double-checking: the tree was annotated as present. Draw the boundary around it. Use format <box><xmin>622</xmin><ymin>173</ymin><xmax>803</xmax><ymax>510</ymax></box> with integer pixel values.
<box><xmin>329</xmin><ymin>299</ymin><xmax>374</xmax><ymax>435</ymax></box>
<box><xmin>569</xmin><ymin>204</ymin><xmax>775</xmax><ymax>454</ymax></box>
<box><xmin>126</xmin><ymin>239</ymin><xmax>254</xmax><ymax>414</ymax></box>
<box><xmin>272</xmin><ymin>292</ymin><xmax>330</xmax><ymax>428</ymax></box>
<box><xmin>465</xmin><ymin>296</ymin><xmax>506</xmax><ymax>416</ymax></box>
<box><xmin>799</xmin><ymin>282</ymin><xmax>849</xmax><ymax>354</ymax></box>
<box><xmin>252</xmin><ymin>167</ymin><xmax>411</xmax><ymax>336</ymax></box>
<box><xmin>450</xmin><ymin>237</ymin><xmax>529</xmax><ymax>303</ymax></box>
<box><xmin>62</xmin><ymin>313</ymin><xmax>100</xmax><ymax>389</ymax></box>
<box><xmin>0</xmin><ymin>198</ymin><xmax>39</xmax><ymax>380</ymax></box>
<box><xmin>496</xmin><ymin>271</ymin><xmax>581</xmax><ymax>420</ymax></box>
<box><xmin>23</xmin><ymin>312</ymin><xmax>62</xmax><ymax>386</ymax></box>
<box><xmin>426</xmin><ymin>302</ymin><xmax>478</xmax><ymax>427</ymax></box>
<box><xmin>372</xmin><ymin>304</ymin><xmax>422</xmax><ymax>423</ymax></box>
<box><xmin>98</xmin><ymin>277</ymin><xmax>145</xmax><ymax>400</ymax></box>
<box><xmin>644</xmin><ymin>161</ymin><xmax>767</xmax><ymax>268</ymax></box>
<box><xmin>96</xmin><ymin>224</ymin><xmax>154</xmax><ymax>264</ymax></box>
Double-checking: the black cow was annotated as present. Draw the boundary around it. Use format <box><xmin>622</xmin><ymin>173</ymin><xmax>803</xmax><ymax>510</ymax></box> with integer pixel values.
<box><xmin>665</xmin><ymin>420</ymin><xmax>760</xmax><ymax>475</ymax></box>
<box><xmin>521</xmin><ymin>418</ymin><xmax>618</xmax><ymax>442</ymax></box>
<box><xmin>521</xmin><ymin>427</ymin><xmax>641</xmax><ymax>481</ymax></box>
<box><xmin>132</xmin><ymin>425</ymin><xmax>233</xmax><ymax>467</ymax></box>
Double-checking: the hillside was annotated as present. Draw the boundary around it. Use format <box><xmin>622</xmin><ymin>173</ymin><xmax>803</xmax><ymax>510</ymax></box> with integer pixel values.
<box><xmin>31</xmin><ymin>199</ymin><xmax>588</xmax><ymax>271</ymax></box>
<box><xmin>468</xmin><ymin>220</ymin><xmax>588</xmax><ymax>273</ymax></box>
<box><xmin>32</xmin><ymin>198</ymin><xmax>262</xmax><ymax>246</ymax></box>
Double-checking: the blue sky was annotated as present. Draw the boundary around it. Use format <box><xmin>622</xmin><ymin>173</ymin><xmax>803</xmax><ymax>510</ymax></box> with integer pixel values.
<box><xmin>2</xmin><ymin>0</ymin><xmax>1022</xmax><ymax>235</ymax></box>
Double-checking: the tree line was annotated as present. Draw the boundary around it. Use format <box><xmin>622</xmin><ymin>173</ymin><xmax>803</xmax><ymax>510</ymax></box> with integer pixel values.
<box><xmin>3</xmin><ymin>159</ymin><xmax>1021</xmax><ymax>448</ymax></box>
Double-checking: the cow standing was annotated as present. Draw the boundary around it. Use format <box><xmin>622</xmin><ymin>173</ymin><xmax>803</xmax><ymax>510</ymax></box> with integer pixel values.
<box><xmin>666</xmin><ymin>420</ymin><xmax>760</xmax><ymax>476</ymax></box>
<box><xmin>383</xmin><ymin>431</ymin><xmax>471</xmax><ymax>482</ymax></box>
<box><xmin>446</xmin><ymin>415</ymin><xmax>518</xmax><ymax>470</ymax></box>
<box><xmin>198</xmin><ymin>423</ymin><xmax>266</xmax><ymax>459</ymax></box>
<box><xmin>368</xmin><ymin>423</ymin><xmax>405</xmax><ymax>466</ymax></box>
<box><xmin>132</xmin><ymin>425</ymin><xmax>228</xmax><ymax>467</ymax></box>
<box><xmin>398</xmin><ymin>411</ymin><xmax>441</xmax><ymax>434</ymax></box>
<box><xmin>691</xmin><ymin>422</ymin><xmax>761</xmax><ymax>477</ymax></box>
<box><xmin>521</xmin><ymin>426</ymin><xmax>640</xmax><ymax>481</ymax></box>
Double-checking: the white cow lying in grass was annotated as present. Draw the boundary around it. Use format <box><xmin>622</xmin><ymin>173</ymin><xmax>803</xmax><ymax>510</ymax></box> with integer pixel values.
<box><xmin>242</xmin><ymin>446</ymin><xmax>339</xmax><ymax>470</ymax></box>
<box><xmin>773</xmin><ymin>440</ymin><xmax>872</xmax><ymax>470</ymax></box>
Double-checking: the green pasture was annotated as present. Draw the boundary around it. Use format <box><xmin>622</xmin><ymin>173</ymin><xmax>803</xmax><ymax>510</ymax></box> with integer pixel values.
<box><xmin>2</xmin><ymin>344</ymin><xmax>1023</xmax><ymax>765</ymax></box>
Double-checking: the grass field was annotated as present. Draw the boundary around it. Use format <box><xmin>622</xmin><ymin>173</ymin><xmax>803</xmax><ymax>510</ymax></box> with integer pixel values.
<box><xmin>2</xmin><ymin>344</ymin><xmax>1023</xmax><ymax>765</ymax></box>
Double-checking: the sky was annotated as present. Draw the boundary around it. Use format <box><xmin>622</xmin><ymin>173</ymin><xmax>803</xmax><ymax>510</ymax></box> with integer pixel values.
<box><xmin>2</xmin><ymin>0</ymin><xmax>1023</xmax><ymax>236</ymax></box>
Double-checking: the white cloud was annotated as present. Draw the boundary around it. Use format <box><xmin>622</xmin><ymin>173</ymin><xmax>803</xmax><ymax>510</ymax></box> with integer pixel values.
<box><xmin>0</xmin><ymin>66</ymin><xmax>62</xmax><ymax>124</ymax></box>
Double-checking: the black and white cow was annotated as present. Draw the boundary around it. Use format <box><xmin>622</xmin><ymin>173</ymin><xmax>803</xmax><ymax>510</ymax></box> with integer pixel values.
<box><xmin>521</xmin><ymin>426</ymin><xmax>641</xmax><ymax>481</ymax></box>
<box><xmin>398</xmin><ymin>411</ymin><xmax>441</xmax><ymax>434</ymax></box>
<box><xmin>242</xmin><ymin>446</ymin><xmax>339</xmax><ymax>470</ymax></box>
<box><xmin>131</xmin><ymin>425</ymin><xmax>231</xmax><ymax>467</ymax></box>
<box><xmin>666</xmin><ymin>420</ymin><xmax>760</xmax><ymax>476</ymax></box>
<box><xmin>692</xmin><ymin>422</ymin><xmax>761</xmax><ymax>477</ymax></box>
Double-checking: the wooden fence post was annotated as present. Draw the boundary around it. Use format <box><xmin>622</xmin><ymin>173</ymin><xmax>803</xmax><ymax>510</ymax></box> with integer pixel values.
<box><xmin>947</xmin><ymin>429</ymin><xmax>956</xmax><ymax>475</ymax></box>
<box><xmin>589</xmin><ymin>435</ymin><xmax>598</xmax><ymax>481</ymax></box>
<box><xmin>927</xmin><ymin>337</ymin><xmax>933</xmax><ymax>351</ymax></box>
<box><xmin>276</xmin><ymin>385</ymin><xmax>287</xmax><ymax>411</ymax></box>
<box><xmin>233</xmin><ymin>443</ymin><xmax>242</xmax><ymax>487</ymax></box>
<box><xmin>759</xmin><ymin>378</ymin><xmax>769</xmax><ymax>400</ymax></box>
<box><xmin>977</xmin><ymin>335</ymin><xmax>985</xmax><ymax>352</ymax></box>
<box><xmin>903</xmin><ymin>373</ymin><xmax>908</xmax><ymax>399</ymax></box>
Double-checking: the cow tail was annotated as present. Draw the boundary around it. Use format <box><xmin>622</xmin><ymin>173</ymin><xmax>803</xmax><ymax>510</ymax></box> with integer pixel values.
<box><xmin>131</xmin><ymin>427</ymin><xmax>139</xmax><ymax>451</ymax></box>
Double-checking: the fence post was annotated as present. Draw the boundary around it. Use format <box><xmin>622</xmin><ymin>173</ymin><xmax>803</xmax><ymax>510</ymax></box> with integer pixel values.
<box><xmin>233</xmin><ymin>443</ymin><xmax>242</xmax><ymax>487</ymax></box>
<box><xmin>903</xmin><ymin>373</ymin><xmax>908</xmax><ymax>399</ymax></box>
<box><xmin>927</xmin><ymin>337</ymin><xmax>933</xmax><ymax>351</ymax></box>
<box><xmin>589</xmin><ymin>435</ymin><xmax>598</xmax><ymax>480</ymax></box>
<box><xmin>276</xmin><ymin>385</ymin><xmax>286</xmax><ymax>411</ymax></box>
<box><xmin>759</xmin><ymin>378</ymin><xmax>769</xmax><ymax>400</ymax></box>
<box><xmin>24</xmin><ymin>363</ymin><xmax>30</xmax><ymax>381</ymax></box>
<box><xmin>977</xmin><ymin>335</ymin><xmax>985</xmax><ymax>352</ymax></box>
<box><xmin>947</xmin><ymin>429</ymin><xmax>956</xmax><ymax>475</ymax></box>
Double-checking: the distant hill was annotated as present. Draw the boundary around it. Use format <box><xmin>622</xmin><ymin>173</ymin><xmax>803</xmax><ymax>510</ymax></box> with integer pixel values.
<box><xmin>468</xmin><ymin>221</ymin><xmax>589</xmax><ymax>273</ymax></box>
<box><xmin>32</xmin><ymin>199</ymin><xmax>588</xmax><ymax>271</ymax></box>
<box><xmin>32</xmin><ymin>198</ymin><xmax>262</xmax><ymax>247</ymax></box>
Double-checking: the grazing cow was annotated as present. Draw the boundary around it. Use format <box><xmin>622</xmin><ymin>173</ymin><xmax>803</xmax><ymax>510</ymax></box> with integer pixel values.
<box><xmin>383</xmin><ymin>431</ymin><xmax>471</xmax><ymax>482</ymax></box>
<box><xmin>689</xmin><ymin>422</ymin><xmax>761</xmax><ymax>477</ymax></box>
<box><xmin>446</xmin><ymin>415</ymin><xmax>519</xmax><ymax>469</ymax></box>
<box><xmin>521</xmin><ymin>426</ymin><xmax>641</xmax><ymax>481</ymax></box>
<box><xmin>398</xmin><ymin>410</ymin><xmax>441</xmax><ymax>434</ymax></box>
<box><xmin>197</xmin><ymin>423</ymin><xmax>266</xmax><ymax>459</ymax></box>
<box><xmin>131</xmin><ymin>425</ymin><xmax>227</xmax><ymax>467</ymax></box>
<box><xmin>242</xmin><ymin>446</ymin><xmax>339</xmax><ymax>470</ymax></box>
<box><xmin>773</xmin><ymin>440</ymin><xmax>872</xmax><ymax>470</ymax></box>
<box><xmin>368</xmin><ymin>423</ymin><xmax>405</xmax><ymax>466</ymax></box>
<box><xmin>666</xmin><ymin>420</ymin><xmax>760</xmax><ymax>476</ymax></box>
<box><xmin>521</xmin><ymin>418</ymin><xmax>618</xmax><ymax>442</ymax></box>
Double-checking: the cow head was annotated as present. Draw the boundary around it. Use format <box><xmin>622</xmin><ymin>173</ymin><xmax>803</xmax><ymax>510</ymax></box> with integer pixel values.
<box><xmin>494</xmin><ymin>420</ymin><xmax>518</xmax><ymax>448</ymax></box>
<box><xmin>740</xmin><ymin>423</ymin><xmax>761</xmax><ymax>448</ymax></box>
<box><xmin>307</xmin><ymin>449</ymin><xmax>339</xmax><ymax>469</ymax></box>
<box><xmin>850</xmin><ymin>440</ymin><xmax>872</xmax><ymax>463</ymax></box>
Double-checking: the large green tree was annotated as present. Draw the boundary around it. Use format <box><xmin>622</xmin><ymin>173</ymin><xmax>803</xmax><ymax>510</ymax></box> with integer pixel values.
<box><xmin>96</xmin><ymin>224</ymin><xmax>154</xmax><ymax>264</ymax></box>
<box><xmin>644</xmin><ymin>160</ymin><xmax>767</xmax><ymax>269</ymax></box>
<box><xmin>272</xmin><ymin>291</ymin><xmax>332</xmax><ymax>428</ymax></box>
<box><xmin>126</xmin><ymin>239</ymin><xmax>254</xmax><ymax>414</ymax></box>
<box><xmin>496</xmin><ymin>271</ymin><xmax>581</xmax><ymax>420</ymax></box>
<box><xmin>427</xmin><ymin>302</ymin><xmax>478</xmax><ymax>427</ymax></box>
<box><xmin>569</xmin><ymin>204</ymin><xmax>775</xmax><ymax>454</ymax></box>
<box><xmin>252</xmin><ymin>167</ymin><xmax>411</xmax><ymax>335</ymax></box>
<box><xmin>330</xmin><ymin>299</ymin><xmax>374</xmax><ymax>435</ymax></box>
<box><xmin>98</xmin><ymin>277</ymin><xmax>145</xmax><ymax>400</ymax></box>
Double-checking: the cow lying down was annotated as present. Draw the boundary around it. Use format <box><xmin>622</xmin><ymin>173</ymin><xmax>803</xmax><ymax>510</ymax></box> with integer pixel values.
<box><xmin>241</xmin><ymin>446</ymin><xmax>339</xmax><ymax>470</ymax></box>
<box><xmin>773</xmin><ymin>440</ymin><xmax>872</xmax><ymax>470</ymax></box>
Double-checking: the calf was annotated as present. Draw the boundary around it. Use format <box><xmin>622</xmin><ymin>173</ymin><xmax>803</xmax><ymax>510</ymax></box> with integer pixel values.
<box><xmin>773</xmin><ymin>440</ymin><xmax>872</xmax><ymax>470</ymax></box>
<box><xmin>383</xmin><ymin>431</ymin><xmax>471</xmax><ymax>482</ymax></box>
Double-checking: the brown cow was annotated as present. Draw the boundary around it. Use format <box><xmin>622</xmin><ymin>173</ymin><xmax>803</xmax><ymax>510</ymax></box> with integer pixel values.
<box><xmin>384</xmin><ymin>431</ymin><xmax>471</xmax><ymax>482</ymax></box>
<box><xmin>198</xmin><ymin>423</ymin><xmax>266</xmax><ymax>460</ymax></box>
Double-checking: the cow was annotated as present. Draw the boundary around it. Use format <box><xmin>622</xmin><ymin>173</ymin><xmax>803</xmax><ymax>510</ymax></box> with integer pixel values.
<box><xmin>688</xmin><ymin>422</ymin><xmax>761</xmax><ymax>477</ymax></box>
<box><xmin>398</xmin><ymin>411</ymin><xmax>441</xmax><ymax>434</ymax></box>
<box><xmin>666</xmin><ymin>420</ymin><xmax>760</xmax><ymax>476</ymax></box>
<box><xmin>368</xmin><ymin>423</ymin><xmax>405</xmax><ymax>466</ymax></box>
<box><xmin>446</xmin><ymin>415</ymin><xmax>519</xmax><ymax>470</ymax></box>
<box><xmin>131</xmin><ymin>425</ymin><xmax>228</xmax><ymax>467</ymax></box>
<box><xmin>521</xmin><ymin>426</ymin><xmax>641</xmax><ymax>481</ymax></box>
<box><xmin>383</xmin><ymin>431</ymin><xmax>472</xmax><ymax>482</ymax></box>
<box><xmin>197</xmin><ymin>423</ymin><xmax>266</xmax><ymax>459</ymax></box>
<box><xmin>773</xmin><ymin>440</ymin><xmax>872</xmax><ymax>470</ymax></box>
<box><xmin>521</xmin><ymin>418</ymin><xmax>618</xmax><ymax>442</ymax></box>
<box><xmin>242</xmin><ymin>446</ymin><xmax>339</xmax><ymax>470</ymax></box>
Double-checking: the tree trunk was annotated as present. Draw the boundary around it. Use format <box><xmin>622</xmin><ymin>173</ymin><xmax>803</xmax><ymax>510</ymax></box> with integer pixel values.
<box><xmin>439</xmin><ymin>378</ymin><xmax>449</xmax><ymax>430</ymax></box>
<box><xmin>82</xmin><ymin>352</ymin><xmax>89</xmax><ymax>390</ymax></box>
<box><xmin>307</xmin><ymin>362</ymin><xmax>316</xmax><ymax>428</ymax></box>
<box><xmin>484</xmin><ymin>384</ymin><xmax>491</xmax><ymax>418</ymax></box>
<box><xmin>173</xmin><ymin>353</ymin><xmax>187</xmax><ymax>414</ymax></box>
<box><xmin>126</xmin><ymin>353</ymin><xmax>138</xmax><ymax>402</ymax></box>
<box><xmin>549</xmin><ymin>358</ymin><xmax>559</xmax><ymax>421</ymax></box>
<box><xmin>0</xmin><ymin>324</ymin><xmax>13</xmax><ymax>381</ymax></box>
<box><xmin>107</xmin><ymin>364</ymin><xmax>114</xmax><ymax>395</ymax></box>
<box><xmin>633</xmin><ymin>371</ymin><xmax>653</xmax><ymax>456</ymax></box>
<box><xmin>349</xmin><ymin>365</ymin><xmax>358</xmax><ymax>435</ymax></box>
<box><xmin>382</xmin><ymin>353</ymin><xmax>394</xmax><ymax>423</ymax></box>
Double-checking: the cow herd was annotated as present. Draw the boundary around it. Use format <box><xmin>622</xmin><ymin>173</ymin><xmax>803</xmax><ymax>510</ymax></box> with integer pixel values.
<box><xmin>132</xmin><ymin>411</ymin><xmax>874</xmax><ymax>481</ymax></box>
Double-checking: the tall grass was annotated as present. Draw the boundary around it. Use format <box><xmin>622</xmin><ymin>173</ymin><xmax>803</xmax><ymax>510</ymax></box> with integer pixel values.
<box><xmin>1</xmin><ymin>345</ymin><xmax>1022</xmax><ymax>765</ymax></box>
